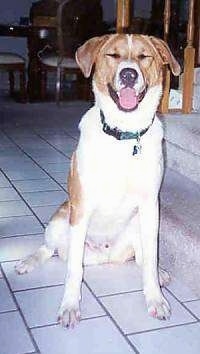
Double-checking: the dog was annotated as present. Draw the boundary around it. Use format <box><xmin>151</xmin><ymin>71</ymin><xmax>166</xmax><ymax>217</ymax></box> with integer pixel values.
<box><xmin>16</xmin><ymin>34</ymin><xmax>180</xmax><ymax>328</ymax></box>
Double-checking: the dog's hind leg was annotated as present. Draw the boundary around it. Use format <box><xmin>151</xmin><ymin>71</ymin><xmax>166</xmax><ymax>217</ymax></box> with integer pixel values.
<box><xmin>16</xmin><ymin>202</ymin><xmax>70</xmax><ymax>274</ymax></box>
<box><xmin>15</xmin><ymin>244</ymin><xmax>54</xmax><ymax>274</ymax></box>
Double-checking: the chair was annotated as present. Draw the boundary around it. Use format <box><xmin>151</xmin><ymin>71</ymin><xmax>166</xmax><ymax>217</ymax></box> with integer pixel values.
<box><xmin>35</xmin><ymin>0</ymin><xmax>88</xmax><ymax>103</ymax></box>
<box><xmin>0</xmin><ymin>52</ymin><xmax>26</xmax><ymax>102</ymax></box>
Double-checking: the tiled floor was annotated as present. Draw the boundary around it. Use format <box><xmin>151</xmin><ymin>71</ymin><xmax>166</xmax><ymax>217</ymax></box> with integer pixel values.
<box><xmin>0</xmin><ymin>100</ymin><xmax>200</xmax><ymax>354</ymax></box>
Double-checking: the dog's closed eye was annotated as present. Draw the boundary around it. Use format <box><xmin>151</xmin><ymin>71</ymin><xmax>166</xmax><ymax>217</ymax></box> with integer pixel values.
<box><xmin>106</xmin><ymin>53</ymin><xmax>121</xmax><ymax>59</ymax></box>
<box><xmin>138</xmin><ymin>54</ymin><xmax>152</xmax><ymax>60</ymax></box>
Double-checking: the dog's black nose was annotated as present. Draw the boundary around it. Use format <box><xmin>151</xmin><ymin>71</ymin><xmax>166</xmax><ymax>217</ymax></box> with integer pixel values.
<box><xmin>119</xmin><ymin>68</ymin><xmax>138</xmax><ymax>87</ymax></box>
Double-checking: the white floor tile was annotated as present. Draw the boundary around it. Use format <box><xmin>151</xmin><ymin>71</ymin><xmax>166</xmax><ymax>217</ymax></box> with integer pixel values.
<box><xmin>53</xmin><ymin>145</ymin><xmax>74</xmax><ymax>157</ymax></box>
<box><xmin>13</xmin><ymin>137</ymin><xmax>45</xmax><ymax>146</ymax></box>
<box><xmin>100</xmin><ymin>289</ymin><xmax>196</xmax><ymax>334</ymax></box>
<box><xmin>0</xmin><ymin>311</ymin><xmax>35</xmax><ymax>354</ymax></box>
<box><xmin>32</xmin><ymin>205</ymin><xmax>60</xmax><ymax>224</ymax></box>
<box><xmin>0</xmin><ymin>147</ymin><xmax>24</xmax><ymax>157</ymax></box>
<box><xmin>84</xmin><ymin>261</ymin><xmax>142</xmax><ymax>296</ymax></box>
<box><xmin>42</xmin><ymin>162</ymin><xmax>70</xmax><ymax>174</ymax></box>
<box><xmin>184</xmin><ymin>300</ymin><xmax>200</xmax><ymax>319</ymax></box>
<box><xmin>49</xmin><ymin>172</ymin><xmax>68</xmax><ymax>184</ymax></box>
<box><xmin>0</xmin><ymin>137</ymin><xmax>14</xmax><ymax>147</ymax></box>
<box><xmin>0</xmin><ymin>279</ymin><xmax>16</xmax><ymax>312</ymax></box>
<box><xmin>0</xmin><ymin>187</ymin><xmax>20</xmax><ymax>201</ymax></box>
<box><xmin>0</xmin><ymin>215</ymin><xmax>44</xmax><ymax>237</ymax></box>
<box><xmin>28</xmin><ymin>150</ymin><xmax>64</xmax><ymax>159</ymax></box>
<box><xmin>15</xmin><ymin>284</ymin><xmax>105</xmax><ymax>328</ymax></box>
<box><xmin>2</xmin><ymin>257</ymin><xmax>66</xmax><ymax>291</ymax></box>
<box><xmin>129</xmin><ymin>323</ymin><xmax>200</xmax><ymax>354</ymax></box>
<box><xmin>0</xmin><ymin>156</ymin><xmax>31</xmax><ymax>169</ymax></box>
<box><xmin>36</xmin><ymin>156</ymin><xmax>68</xmax><ymax>164</ymax></box>
<box><xmin>13</xmin><ymin>179</ymin><xmax>62</xmax><ymax>193</ymax></box>
<box><xmin>167</xmin><ymin>277</ymin><xmax>199</xmax><ymax>302</ymax></box>
<box><xmin>22</xmin><ymin>190</ymin><xmax>67</xmax><ymax>207</ymax></box>
<box><xmin>4</xmin><ymin>168</ymin><xmax>48</xmax><ymax>181</ymax></box>
<box><xmin>0</xmin><ymin>200</ymin><xmax>32</xmax><ymax>218</ymax></box>
<box><xmin>0</xmin><ymin>234</ymin><xmax>43</xmax><ymax>262</ymax></box>
<box><xmin>32</xmin><ymin>317</ymin><xmax>134</xmax><ymax>354</ymax></box>
<box><xmin>0</xmin><ymin>173</ymin><xmax>10</xmax><ymax>187</ymax></box>
<box><xmin>45</xmin><ymin>136</ymin><xmax>76</xmax><ymax>147</ymax></box>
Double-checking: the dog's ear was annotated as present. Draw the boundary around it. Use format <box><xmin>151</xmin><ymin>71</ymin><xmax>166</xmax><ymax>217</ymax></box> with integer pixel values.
<box><xmin>75</xmin><ymin>35</ymin><xmax>110</xmax><ymax>78</ymax></box>
<box><xmin>149</xmin><ymin>36</ymin><xmax>181</xmax><ymax>76</ymax></box>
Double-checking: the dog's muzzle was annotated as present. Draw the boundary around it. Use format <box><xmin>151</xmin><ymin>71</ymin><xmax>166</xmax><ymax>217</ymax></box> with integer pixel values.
<box><xmin>108</xmin><ymin>66</ymin><xmax>147</xmax><ymax>112</ymax></box>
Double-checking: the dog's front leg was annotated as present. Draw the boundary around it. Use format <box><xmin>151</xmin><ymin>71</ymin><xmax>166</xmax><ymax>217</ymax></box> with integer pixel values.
<box><xmin>139</xmin><ymin>198</ymin><xmax>171</xmax><ymax>320</ymax></box>
<box><xmin>58</xmin><ymin>219</ymin><xmax>88</xmax><ymax>328</ymax></box>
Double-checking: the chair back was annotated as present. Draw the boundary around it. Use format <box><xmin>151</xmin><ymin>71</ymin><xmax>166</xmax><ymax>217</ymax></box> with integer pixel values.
<box><xmin>32</xmin><ymin>16</ymin><xmax>56</xmax><ymax>28</ymax></box>
<box><xmin>56</xmin><ymin>0</ymin><xmax>103</xmax><ymax>58</ymax></box>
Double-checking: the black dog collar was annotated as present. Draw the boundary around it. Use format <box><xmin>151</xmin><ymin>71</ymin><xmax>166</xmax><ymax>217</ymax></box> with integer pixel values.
<box><xmin>100</xmin><ymin>110</ymin><xmax>154</xmax><ymax>155</ymax></box>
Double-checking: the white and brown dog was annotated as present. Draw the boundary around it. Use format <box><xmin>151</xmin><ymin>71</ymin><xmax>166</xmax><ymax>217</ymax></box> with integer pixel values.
<box><xmin>16</xmin><ymin>34</ymin><xmax>180</xmax><ymax>327</ymax></box>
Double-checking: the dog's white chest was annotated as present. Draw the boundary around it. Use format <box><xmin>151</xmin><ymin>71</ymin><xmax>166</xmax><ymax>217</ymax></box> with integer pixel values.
<box><xmin>75</xmin><ymin>107</ymin><xmax>163</xmax><ymax>242</ymax></box>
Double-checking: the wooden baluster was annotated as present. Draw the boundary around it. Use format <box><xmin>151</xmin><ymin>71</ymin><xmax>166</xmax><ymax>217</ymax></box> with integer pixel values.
<box><xmin>116</xmin><ymin>0</ymin><xmax>131</xmax><ymax>33</ymax></box>
<box><xmin>194</xmin><ymin>0</ymin><xmax>200</xmax><ymax>66</ymax></box>
<box><xmin>182</xmin><ymin>0</ymin><xmax>195</xmax><ymax>113</ymax></box>
<box><xmin>159</xmin><ymin>0</ymin><xmax>171</xmax><ymax>113</ymax></box>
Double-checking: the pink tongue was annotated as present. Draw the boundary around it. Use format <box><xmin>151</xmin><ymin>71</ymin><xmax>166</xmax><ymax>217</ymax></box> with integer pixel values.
<box><xmin>119</xmin><ymin>87</ymin><xmax>138</xmax><ymax>110</ymax></box>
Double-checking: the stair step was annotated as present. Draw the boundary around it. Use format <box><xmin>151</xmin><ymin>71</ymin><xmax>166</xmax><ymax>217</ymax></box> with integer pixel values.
<box><xmin>162</xmin><ymin>113</ymin><xmax>200</xmax><ymax>185</ymax></box>
<box><xmin>160</xmin><ymin>168</ymin><xmax>200</xmax><ymax>296</ymax></box>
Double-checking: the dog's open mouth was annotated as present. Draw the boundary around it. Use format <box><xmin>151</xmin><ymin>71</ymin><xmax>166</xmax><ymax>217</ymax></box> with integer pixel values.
<box><xmin>108</xmin><ymin>84</ymin><xmax>147</xmax><ymax>112</ymax></box>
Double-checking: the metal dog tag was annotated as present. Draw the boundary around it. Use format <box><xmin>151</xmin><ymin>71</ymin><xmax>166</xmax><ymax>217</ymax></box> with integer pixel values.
<box><xmin>132</xmin><ymin>135</ymin><xmax>141</xmax><ymax>155</ymax></box>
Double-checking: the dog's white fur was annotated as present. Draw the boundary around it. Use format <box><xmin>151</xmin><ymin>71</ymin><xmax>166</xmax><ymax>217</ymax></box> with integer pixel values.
<box><xmin>16</xmin><ymin>34</ymin><xmax>180</xmax><ymax>328</ymax></box>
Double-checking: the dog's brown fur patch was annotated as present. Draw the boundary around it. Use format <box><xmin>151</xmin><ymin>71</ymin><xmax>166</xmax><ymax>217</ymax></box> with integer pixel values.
<box><xmin>68</xmin><ymin>153</ymin><xmax>83</xmax><ymax>226</ymax></box>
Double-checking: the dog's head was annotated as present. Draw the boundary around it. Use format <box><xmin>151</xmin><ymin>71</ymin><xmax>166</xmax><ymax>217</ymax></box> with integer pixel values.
<box><xmin>76</xmin><ymin>34</ymin><xmax>180</xmax><ymax>114</ymax></box>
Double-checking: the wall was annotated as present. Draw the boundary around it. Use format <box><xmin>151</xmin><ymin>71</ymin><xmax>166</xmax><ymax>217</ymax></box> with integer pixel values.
<box><xmin>0</xmin><ymin>0</ymin><xmax>33</xmax><ymax>58</ymax></box>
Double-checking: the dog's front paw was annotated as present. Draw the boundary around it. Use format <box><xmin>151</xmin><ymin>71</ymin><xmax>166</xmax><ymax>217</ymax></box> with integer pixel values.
<box><xmin>147</xmin><ymin>295</ymin><xmax>171</xmax><ymax>320</ymax></box>
<box><xmin>58</xmin><ymin>305</ymin><xmax>81</xmax><ymax>328</ymax></box>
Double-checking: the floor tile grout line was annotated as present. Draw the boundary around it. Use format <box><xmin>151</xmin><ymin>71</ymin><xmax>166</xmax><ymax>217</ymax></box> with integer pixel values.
<box><xmin>20</xmin><ymin>188</ymin><xmax>63</xmax><ymax>194</ymax></box>
<box><xmin>126</xmin><ymin>320</ymin><xmax>199</xmax><ymax>337</ymax></box>
<box><xmin>83</xmin><ymin>280</ymin><xmax>140</xmax><ymax>354</ymax></box>
<box><xmin>0</xmin><ymin>264</ymin><xmax>41</xmax><ymax>354</ymax></box>
<box><xmin>0</xmin><ymin>309</ymin><xmax>18</xmax><ymax>315</ymax></box>
<box><xmin>0</xmin><ymin>214</ymin><xmax>41</xmax><ymax>220</ymax></box>
<box><xmin>165</xmin><ymin>139</ymin><xmax>200</xmax><ymax>159</ymax></box>
<box><xmin>165</xmin><ymin>287</ymin><xmax>200</xmax><ymax>321</ymax></box>
<box><xmin>0</xmin><ymin>168</ymin><xmax>45</xmax><ymax>229</ymax></box>
<box><xmin>97</xmin><ymin>289</ymin><xmax>143</xmax><ymax>298</ymax></box>
<box><xmin>13</xmin><ymin>283</ymin><xmax>65</xmax><ymax>293</ymax></box>
<box><xmin>29</xmin><ymin>314</ymin><xmax>108</xmax><ymax>331</ymax></box>
<box><xmin>97</xmin><ymin>285</ymin><xmax>200</xmax><ymax>301</ymax></box>
<box><xmin>0</xmin><ymin>233</ymin><xmax>44</xmax><ymax>240</ymax></box>
<box><xmin>35</xmin><ymin>132</ymin><xmax>75</xmax><ymax>159</ymax></box>
<box><xmin>63</xmin><ymin>129</ymin><xmax>79</xmax><ymax>142</ymax></box>
<box><xmin>183</xmin><ymin>298</ymin><xmax>200</xmax><ymax>304</ymax></box>
<box><xmin>1</xmin><ymin>130</ymin><xmax>68</xmax><ymax>195</ymax></box>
